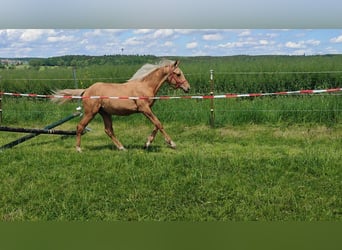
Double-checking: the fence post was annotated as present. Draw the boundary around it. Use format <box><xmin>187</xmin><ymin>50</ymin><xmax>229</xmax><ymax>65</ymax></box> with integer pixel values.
<box><xmin>72</xmin><ymin>66</ymin><xmax>78</xmax><ymax>88</ymax></box>
<box><xmin>209</xmin><ymin>69</ymin><xmax>215</xmax><ymax>128</ymax></box>
<box><xmin>72</xmin><ymin>66</ymin><xmax>82</xmax><ymax>110</ymax></box>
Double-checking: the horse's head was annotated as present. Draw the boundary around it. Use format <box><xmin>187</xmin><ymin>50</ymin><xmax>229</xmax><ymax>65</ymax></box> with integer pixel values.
<box><xmin>167</xmin><ymin>60</ymin><xmax>190</xmax><ymax>93</ymax></box>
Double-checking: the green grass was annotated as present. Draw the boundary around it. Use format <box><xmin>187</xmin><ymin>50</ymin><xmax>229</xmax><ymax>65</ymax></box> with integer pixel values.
<box><xmin>2</xmin><ymin>94</ymin><xmax>341</xmax><ymax>127</ymax></box>
<box><xmin>1</xmin><ymin>117</ymin><xmax>341</xmax><ymax>221</ymax></box>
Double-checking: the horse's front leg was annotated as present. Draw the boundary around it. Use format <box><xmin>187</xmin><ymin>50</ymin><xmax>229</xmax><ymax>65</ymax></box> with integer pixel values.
<box><xmin>144</xmin><ymin>126</ymin><xmax>158</xmax><ymax>149</ymax></box>
<box><xmin>142</xmin><ymin>109</ymin><xmax>176</xmax><ymax>149</ymax></box>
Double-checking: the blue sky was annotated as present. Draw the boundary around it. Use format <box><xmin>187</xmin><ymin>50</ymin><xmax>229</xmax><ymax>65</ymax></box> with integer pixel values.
<box><xmin>1</xmin><ymin>29</ymin><xmax>342</xmax><ymax>58</ymax></box>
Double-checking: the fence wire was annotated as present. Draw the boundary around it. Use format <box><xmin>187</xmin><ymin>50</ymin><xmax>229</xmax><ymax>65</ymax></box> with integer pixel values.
<box><xmin>1</xmin><ymin>69</ymin><xmax>341</xmax><ymax>127</ymax></box>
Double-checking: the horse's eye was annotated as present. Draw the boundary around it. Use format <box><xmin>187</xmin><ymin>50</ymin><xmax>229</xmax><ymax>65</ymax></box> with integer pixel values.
<box><xmin>176</xmin><ymin>73</ymin><xmax>181</xmax><ymax>77</ymax></box>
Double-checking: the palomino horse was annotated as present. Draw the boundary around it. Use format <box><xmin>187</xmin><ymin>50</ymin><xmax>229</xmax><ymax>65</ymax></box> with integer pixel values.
<box><xmin>54</xmin><ymin>60</ymin><xmax>190</xmax><ymax>152</ymax></box>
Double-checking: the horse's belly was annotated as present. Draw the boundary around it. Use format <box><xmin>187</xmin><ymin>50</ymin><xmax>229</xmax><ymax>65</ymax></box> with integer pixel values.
<box><xmin>101</xmin><ymin>100</ymin><xmax>138</xmax><ymax>116</ymax></box>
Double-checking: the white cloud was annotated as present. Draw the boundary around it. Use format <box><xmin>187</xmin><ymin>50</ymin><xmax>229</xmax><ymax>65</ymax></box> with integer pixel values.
<box><xmin>84</xmin><ymin>29</ymin><xmax>123</xmax><ymax>37</ymax></box>
<box><xmin>238</xmin><ymin>30</ymin><xmax>251</xmax><ymax>37</ymax></box>
<box><xmin>306</xmin><ymin>39</ymin><xmax>320</xmax><ymax>46</ymax></box>
<box><xmin>0</xmin><ymin>29</ymin><xmax>20</xmax><ymax>41</ymax></box>
<box><xmin>174</xmin><ymin>29</ymin><xmax>197</xmax><ymax>34</ymax></box>
<box><xmin>186</xmin><ymin>42</ymin><xmax>198</xmax><ymax>49</ymax></box>
<box><xmin>218</xmin><ymin>42</ymin><xmax>235</xmax><ymax>48</ymax></box>
<box><xmin>80</xmin><ymin>39</ymin><xmax>88</xmax><ymax>45</ymax></box>
<box><xmin>259</xmin><ymin>40</ymin><xmax>269</xmax><ymax>45</ymax></box>
<box><xmin>285</xmin><ymin>41</ymin><xmax>304</xmax><ymax>49</ymax></box>
<box><xmin>153</xmin><ymin>29</ymin><xmax>174</xmax><ymax>38</ymax></box>
<box><xmin>85</xmin><ymin>45</ymin><xmax>97</xmax><ymax>51</ymax></box>
<box><xmin>285</xmin><ymin>39</ymin><xmax>320</xmax><ymax>49</ymax></box>
<box><xmin>163</xmin><ymin>41</ymin><xmax>174</xmax><ymax>47</ymax></box>
<box><xmin>84</xmin><ymin>29</ymin><xmax>103</xmax><ymax>37</ymax></box>
<box><xmin>0</xmin><ymin>29</ymin><xmax>341</xmax><ymax>57</ymax></box>
<box><xmin>47</xmin><ymin>35</ymin><xmax>74</xmax><ymax>43</ymax></box>
<box><xmin>266</xmin><ymin>33</ymin><xmax>278</xmax><ymax>38</ymax></box>
<box><xmin>6</xmin><ymin>29</ymin><xmax>22</xmax><ymax>40</ymax></box>
<box><xmin>123</xmin><ymin>37</ymin><xmax>143</xmax><ymax>46</ymax></box>
<box><xmin>295</xmin><ymin>32</ymin><xmax>307</xmax><ymax>38</ymax></box>
<box><xmin>20</xmin><ymin>30</ymin><xmax>44</xmax><ymax>42</ymax></box>
<box><xmin>202</xmin><ymin>33</ymin><xmax>222</xmax><ymax>41</ymax></box>
<box><xmin>324</xmin><ymin>46</ymin><xmax>339</xmax><ymax>54</ymax></box>
<box><xmin>218</xmin><ymin>41</ymin><xmax>250</xmax><ymax>48</ymax></box>
<box><xmin>134</xmin><ymin>29</ymin><xmax>152</xmax><ymax>34</ymax></box>
<box><xmin>20</xmin><ymin>29</ymin><xmax>57</xmax><ymax>42</ymax></box>
<box><xmin>330</xmin><ymin>35</ymin><xmax>342</xmax><ymax>43</ymax></box>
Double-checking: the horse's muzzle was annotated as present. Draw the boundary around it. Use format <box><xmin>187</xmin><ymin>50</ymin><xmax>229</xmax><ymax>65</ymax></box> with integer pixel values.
<box><xmin>182</xmin><ymin>87</ymin><xmax>190</xmax><ymax>93</ymax></box>
<box><xmin>181</xmin><ymin>83</ymin><xmax>190</xmax><ymax>93</ymax></box>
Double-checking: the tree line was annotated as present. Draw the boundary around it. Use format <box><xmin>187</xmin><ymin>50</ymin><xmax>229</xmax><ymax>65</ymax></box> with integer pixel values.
<box><xmin>28</xmin><ymin>55</ymin><xmax>158</xmax><ymax>67</ymax></box>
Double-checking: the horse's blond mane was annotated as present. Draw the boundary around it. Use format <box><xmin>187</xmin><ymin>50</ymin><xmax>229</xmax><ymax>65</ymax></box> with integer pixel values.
<box><xmin>128</xmin><ymin>59</ymin><xmax>175</xmax><ymax>81</ymax></box>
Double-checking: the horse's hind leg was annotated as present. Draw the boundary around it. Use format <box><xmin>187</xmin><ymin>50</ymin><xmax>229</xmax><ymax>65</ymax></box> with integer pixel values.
<box><xmin>99</xmin><ymin>110</ymin><xmax>125</xmax><ymax>150</ymax></box>
<box><xmin>76</xmin><ymin>113</ymin><xmax>95</xmax><ymax>152</ymax></box>
<box><xmin>76</xmin><ymin>100</ymin><xmax>100</xmax><ymax>152</ymax></box>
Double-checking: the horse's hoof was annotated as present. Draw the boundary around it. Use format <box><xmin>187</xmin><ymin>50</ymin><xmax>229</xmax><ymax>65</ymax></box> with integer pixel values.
<box><xmin>119</xmin><ymin>146</ymin><xmax>127</xmax><ymax>151</ymax></box>
<box><xmin>169</xmin><ymin>141</ymin><xmax>176</xmax><ymax>149</ymax></box>
<box><xmin>76</xmin><ymin>146</ymin><xmax>82</xmax><ymax>153</ymax></box>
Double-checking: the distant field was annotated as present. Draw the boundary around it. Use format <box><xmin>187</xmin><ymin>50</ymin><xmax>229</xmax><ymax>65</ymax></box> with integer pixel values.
<box><xmin>1</xmin><ymin>55</ymin><xmax>342</xmax><ymax>94</ymax></box>
<box><xmin>0</xmin><ymin>55</ymin><xmax>341</xmax><ymax>221</ymax></box>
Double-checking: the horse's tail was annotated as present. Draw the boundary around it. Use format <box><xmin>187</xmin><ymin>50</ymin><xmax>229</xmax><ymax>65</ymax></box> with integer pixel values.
<box><xmin>52</xmin><ymin>89</ymin><xmax>85</xmax><ymax>104</ymax></box>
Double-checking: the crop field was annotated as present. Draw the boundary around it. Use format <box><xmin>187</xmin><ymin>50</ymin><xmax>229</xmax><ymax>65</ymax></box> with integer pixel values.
<box><xmin>0</xmin><ymin>55</ymin><xmax>341</xmax><ymax>221</ymax></box>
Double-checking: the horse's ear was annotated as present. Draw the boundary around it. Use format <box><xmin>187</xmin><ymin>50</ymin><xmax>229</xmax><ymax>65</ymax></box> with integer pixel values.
<box><xmin>174</xmin><ymin>60</ymin><xmax>180</xmax><ymax>68</ymax></box>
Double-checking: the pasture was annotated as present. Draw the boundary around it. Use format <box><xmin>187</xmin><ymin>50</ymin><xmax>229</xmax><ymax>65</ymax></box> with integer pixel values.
<box><xmin>0</xmin><ymin>55</ymin><xmax>341</xmax><ymax>221</ymax></box>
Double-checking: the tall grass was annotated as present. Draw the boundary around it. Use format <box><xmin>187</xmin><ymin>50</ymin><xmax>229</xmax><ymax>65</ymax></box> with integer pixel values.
<box><xmin>1</xmin><ymin>93</ymin><xmax>341</xmax><ymax>128</ymax></box>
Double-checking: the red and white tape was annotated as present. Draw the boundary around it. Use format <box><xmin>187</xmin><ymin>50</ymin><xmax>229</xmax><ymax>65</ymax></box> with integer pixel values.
<box><xmin>0</xmin><ymin>87</ymin><xmax>341</xmax><ymax>100</ymax></box>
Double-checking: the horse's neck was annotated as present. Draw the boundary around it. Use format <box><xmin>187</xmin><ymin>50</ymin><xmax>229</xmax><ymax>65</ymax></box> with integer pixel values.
<box><xmin>144</xmin><ymin>67</ymin><xmax>168</xmax><ymax>96</ymax></box>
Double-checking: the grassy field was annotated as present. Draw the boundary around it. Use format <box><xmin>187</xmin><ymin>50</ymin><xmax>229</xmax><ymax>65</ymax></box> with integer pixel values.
<box><xmin>0</xmin><ymin>55</ymin><xmax>341</xmax><ymax>221</ymax></box>
<box><xmin>0</xmin><ymin>121</ymin><xmax>341</xmax><ymax>221</ymax></box>
<box><xmin>0</xmin><ymin>97</ymin><xmax>341</xmax><ymax>221</ymax></box>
